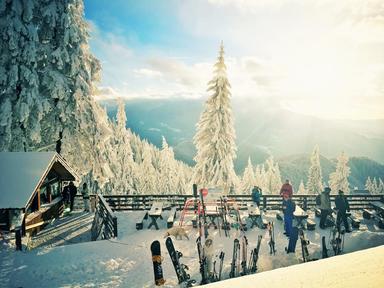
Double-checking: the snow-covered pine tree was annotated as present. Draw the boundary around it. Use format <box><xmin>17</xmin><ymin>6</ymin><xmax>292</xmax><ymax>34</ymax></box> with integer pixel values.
<box><xmin>378</xmin><ymin>178</ymin><xmax>384</xmax><ymax>194</ymax></box>
<box><xmin>365</xmin><ymin>176</ymin><xmax>373</xmax><ymax>194</ymax></box>
<box><xmin>0</xmin><ymin>0</ymin><xmax>40</xmax><ymax>150</ymax></box>
<box><xmin>259</xmin><ymin>164</ymin><xmax>267</xmax><ymax>193</ymax></box>
<box><xmin>159</xmin><ymin>136</ymin><xmax>177</xmax><ymax>194</ymax></box>
<box><xmin>306</xmin><ymin>145</ymin><xmax>323</xmax><ymax>195</ymax></box>
<box><xmin>193</xmin><ymin>42</ymin><xmax>237</xmax><ymax>194</ymax></box>
<box><xmin>264</xmin><ymin>157</ymin><xmax>282</xmax><ymax>194</ymax></box>
<box><xmin>254</xmin><ymin>165</ymin><xmax>263</xmax><ymax>188</ymax></box>
<box><xmin>241</xmin><ymin>157</ymin><xmax>255</xmax><ymax>194</ymax></box>
<box><xmin>372</xmin><ymin>177</ymin><xmax>379</xmax><ymax>195</ymax></box>
<box><xmin>136</xmin><ymin>141</ymin><xmax>158</xmax><ymax>194</ymax></box>
<box><xmin>297</xmin><ymin>180</ymin><xmax>306</xmax><ymax>195</ymax></box>
<box><xmin>329</xmin><ymin>151</ymin><xmax>351</xmax><ymax>194</ymax></box>
<box><xmin>111</xmin><ymin>98</ymin><xmax>137</xmax><ymax>194</ymax></box>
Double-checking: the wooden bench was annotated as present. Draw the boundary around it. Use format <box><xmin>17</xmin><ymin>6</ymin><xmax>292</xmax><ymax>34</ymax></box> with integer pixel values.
<box><xmin>167</xmin><ymin>207</ymin><xmax>177</xmax><ymax>228</ymax></box>
<box><xmin>148</xmin><ymin>202</ymin><xmax>163</xmax><ymax>230</ymax></box>
<box><xmin>135</xmin><ymin>210</ymin><xmax>148</xmax><ymax>230</ymax></box>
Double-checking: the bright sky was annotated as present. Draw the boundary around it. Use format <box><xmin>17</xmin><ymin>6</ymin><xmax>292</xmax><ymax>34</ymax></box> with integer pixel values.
<box><xmin>84</xmin><ymin>0</ymin><xmax>384</xmax><ymax>120</ymax></box>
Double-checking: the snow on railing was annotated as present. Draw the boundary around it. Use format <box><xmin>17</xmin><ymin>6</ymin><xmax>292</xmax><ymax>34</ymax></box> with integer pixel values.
<box><xmin>98</xmin><ymin>194</ymin><xmax>384</xmax><ymax>211</ymax></box>
<box><xmin>91</xmin><ymin>194</ymin><xmax>117</xmax><ymax>241</ymax></box>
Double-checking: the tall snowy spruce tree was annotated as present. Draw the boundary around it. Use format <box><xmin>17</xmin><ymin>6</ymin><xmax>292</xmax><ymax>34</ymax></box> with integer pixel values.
<box><xmin>306</xmin><ymin>145</ymin><xmax>323</xmax><ymax>194</ymax></box>
<box><xmin>329</xmin><ymin>151</ymin><xmax>351</xmax><ymax>194</ymax></box>
<box><xmin>0</xmin><ymin>0</ymin><xmax>115</xmax><ymax>185</ymax></box>
<box><xmin>241</xmin><ymin>157</ymin><xmax>255</xmax><ymax>194</ymax></box>
<box><xmin>193</xmin><ymin>43</ymin><xmax>237</xmax><ymax>194</ymax></box>
<box><xmin>264</xmin><ymin>156</ymin><xmax>282</xmax><ymax>194</ymax></box>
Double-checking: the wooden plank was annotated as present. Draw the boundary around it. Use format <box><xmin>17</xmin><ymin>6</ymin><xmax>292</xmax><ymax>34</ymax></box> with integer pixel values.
<box><xmin>26</xmin><ymin>221</ymin><xmax>45</xmax><ymax>231</ymax></box>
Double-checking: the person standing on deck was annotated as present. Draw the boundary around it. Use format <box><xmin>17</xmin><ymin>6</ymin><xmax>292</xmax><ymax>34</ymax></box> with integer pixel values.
<box><xmin>251</xmin><ymin>186</ymin><xmax>262</xmax><ymax>207</ymax></box>
<box><xmin>335</xmin><ymin>190</ymin><xmax>352</xmax><ymax>232</ymax></box>
<box><xmin>81</xmin><ymin>182</ymin><xmax>90</xmax><ymax>212</ymax></box>
<box><xmin>68</xmin><ymin>181</ymin><xmax>77</xmax><ymax>211</ymax></box>
<box><xmin>319</xmin><ymin>187</ymin><xmax>332</xmax><ymax>229</ymax></box>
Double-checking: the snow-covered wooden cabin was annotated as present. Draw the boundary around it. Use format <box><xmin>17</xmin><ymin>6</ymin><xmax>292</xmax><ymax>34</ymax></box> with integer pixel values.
<box><xmin>0</xmin><ymin>152</ymin><xmax>78</xmax><ymax>236</ymax></box>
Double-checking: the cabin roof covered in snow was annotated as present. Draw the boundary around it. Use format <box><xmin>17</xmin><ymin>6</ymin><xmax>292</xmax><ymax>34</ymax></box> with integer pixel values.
<box><xmin>0</xmin><ymin>152</ymin><xmax>77</xmax><ymax>209</ymax></box>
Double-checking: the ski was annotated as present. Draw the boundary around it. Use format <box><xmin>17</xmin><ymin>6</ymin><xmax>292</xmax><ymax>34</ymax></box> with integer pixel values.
<box><xmin>165</xmin><ymin>237</ymin><xmax>196</xmax><ymax>287</ymax></box>
<box><xmin>248</xmin><ymin>235</ymin><xmax>262</xmax><ymax>274</ymax></box>
<box><xmin>229</xmin><ymin>238</ymin><xmax>240</xmax><ymax>278</ymax></box>
<box><xmin>268</xmin><ymin>222</ymin><xmax>276</xmax><ymax>255</ymax></box>
<box><xmin>330</xmin><ymin>226</ymin><xmax>344</xmax><ymax>256</ymax></box>
<box><xmin>240</xmin><ymin>235</ymin><xmax>248</xmax><ymax>276</ymax></box>
<box><xmin>199</xmin><ymin>189</ymin><xmax>209</xmax><ymax>239</ymax></box>
<box><xmin>299</xmin><ymin>229</ymin><xmax>310</xmax><ymax>262</ymax></box>
<box><xmin>196</xmin><ymin>236</ymin><xmax>209</xmax><ymax>285</ymax></box>
<box><xmin>220</xmin><ymin>197</ymin><xmax>230</xmax><ymax>235</ymax></box>
<box><xmin>151</xmin><ymin>240</ymin><xmax>165</xmax><ymax>286</ymax></box>
<box><xmin>322</xmin><ymin>236</ymin><xmax>328</xmax><ymax>258</ymax></box>
<box><xmin>218</xmin><ymin>251</ymin><xmax>225</xmax><ymax>281</ymax></box>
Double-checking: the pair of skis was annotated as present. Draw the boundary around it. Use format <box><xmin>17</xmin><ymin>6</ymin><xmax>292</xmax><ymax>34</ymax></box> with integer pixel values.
<box><xmin>229</xmin><ymin>234</ymin><xmax>261</xmax><ymax>278</ymax></box>
<box><xmin>248</xmin><ymin>235</ymin><xmax>262</xmax><ymax>274</ymax></box>
<box><xmin>268</xmin><ymin>221</ymin><xmax>277</xmax><ymax>255</ymax></box>
<box><xmin>212</xmin><ymin>251</ymin><xmax>225</xmax><ymax>281</ymax></box>
<box><xmin>150</xmin><ymin>238</ymin><xmax>196</xmax><ymax>287</ymax></box>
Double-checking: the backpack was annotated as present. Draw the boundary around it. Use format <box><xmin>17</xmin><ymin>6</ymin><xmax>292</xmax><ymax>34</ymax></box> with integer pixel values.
<box><xmin>316</xmin><ymin>194</ymin><xmax>321</xmax><ymax>206</ymax></box>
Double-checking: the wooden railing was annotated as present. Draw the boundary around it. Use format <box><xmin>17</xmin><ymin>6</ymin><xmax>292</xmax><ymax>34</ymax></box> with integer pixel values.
<box><xmin>99</xmin><ymin>194</ymin><xmax>384</xmax><ymax>211</ymax></box>
<box><xmin>91</xmin><ymin>194</ymin><xmax>118</xmax><ymax>241</ymax></box>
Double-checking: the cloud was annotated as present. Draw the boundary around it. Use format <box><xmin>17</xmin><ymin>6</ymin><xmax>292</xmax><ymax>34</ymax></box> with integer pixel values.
<box><xmin>133</xmin><ymin>68</ymin><xmax>162</xmax><ymax>78</ymax></box>
<box><xmin>94</xmin><ymin>86</ymin><xmax>120</xmax><ymax>101</ymax></box>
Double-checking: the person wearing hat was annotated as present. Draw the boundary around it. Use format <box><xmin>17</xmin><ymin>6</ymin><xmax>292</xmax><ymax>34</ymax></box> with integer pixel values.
<box><xmin>335</xmin><ymin>190</ymin><xmax>352</xmax><ymax>232</ymax></box>
<box><xmin>319</xmin><ymin>187</ymin><xmax>332</xmax><ymax>229</ymax></box>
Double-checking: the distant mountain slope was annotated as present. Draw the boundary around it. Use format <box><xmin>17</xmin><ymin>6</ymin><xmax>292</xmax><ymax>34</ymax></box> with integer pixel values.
<box><xmin>101</xmin><ymin>98</ymin><xmax>384</xmax><ymax>189</ymax></box>
<box><xmin>279</xmin><ymin>155</ymin><xmax>384</xmax><ymax>190</ymax></box>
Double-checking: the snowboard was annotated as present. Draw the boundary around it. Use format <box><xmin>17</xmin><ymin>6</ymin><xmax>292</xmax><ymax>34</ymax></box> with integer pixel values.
<box><xmin>151</xmin><ymin>240</ymin><xmax>165</xmax><ymax>286</ymax></box>
<box><xmin>286</xmin><ymin>226</ymin><xmax>299</xmax><ymax>253</ymax></box>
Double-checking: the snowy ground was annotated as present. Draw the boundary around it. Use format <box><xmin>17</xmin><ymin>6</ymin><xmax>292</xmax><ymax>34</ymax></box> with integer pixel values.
<box><xmin>1</xmin><ymin>209</ymin><xmax>384</xmax><ymax>287</ymax></box>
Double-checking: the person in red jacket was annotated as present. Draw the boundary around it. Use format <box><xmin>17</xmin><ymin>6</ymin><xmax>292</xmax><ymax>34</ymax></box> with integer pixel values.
<box><xmin>280</xmin><ymin>179</ymin><xmax>293</xmax><ymax>199</ymax></box>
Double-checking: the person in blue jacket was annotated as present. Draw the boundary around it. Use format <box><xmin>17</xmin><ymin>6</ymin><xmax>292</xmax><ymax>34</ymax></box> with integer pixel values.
<box><xmin>251</xmin><ymin>186</ymin><xmax>262</xmax><ymax>207</ymax></box>
<box><xmin>282</xmin><ymin>196</ymin><xmax>296</xmax><ymax>237</ymax></box>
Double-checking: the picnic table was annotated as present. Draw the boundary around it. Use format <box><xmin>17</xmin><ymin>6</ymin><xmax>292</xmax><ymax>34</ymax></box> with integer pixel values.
<box><xmin>248</xmin><ymin>204</ymin><xmax>262</xmax><ymax>228</ymax></box>
<box><xmin>294</xmin><ymin>205</ymin><xmax>308</xmax><ymax>229</ymax></box>
<box><xmin>205</xmin><ymin>204</ymin><xmax>220</xmax><ymax>229</ymax></box>
<box><xmin>148</xmin><ymin>202</ymin><xmax>163</xmax><ymax>230</ymax></box>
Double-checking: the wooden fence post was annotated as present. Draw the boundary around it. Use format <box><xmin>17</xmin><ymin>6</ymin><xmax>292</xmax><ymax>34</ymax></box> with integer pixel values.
<box><xmin>113</xmin><ymin>216</ymin><xmax>118</xmax><ymax>238</ymax></box>
<box><xmin>263</xmin><ymin>196</ymin><xmax>267</xmax><ymax>210</ymax></box>
<box><xmin>15</xmin><ymin>228</ymin><xmax>22</xmax><ymax>251</ymax></box>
